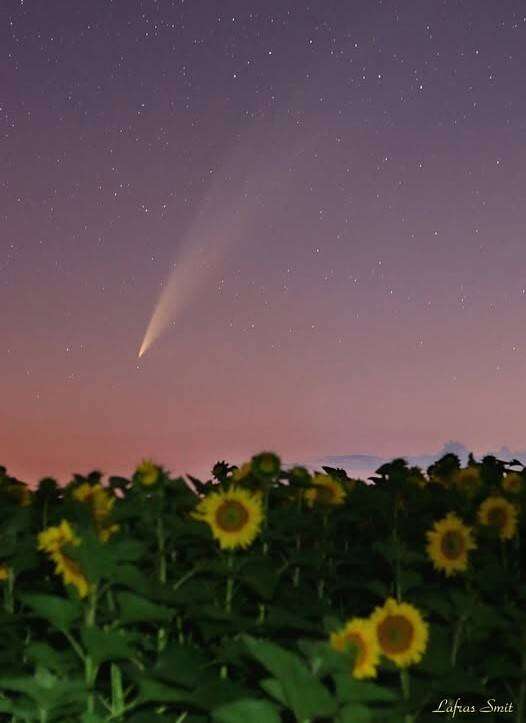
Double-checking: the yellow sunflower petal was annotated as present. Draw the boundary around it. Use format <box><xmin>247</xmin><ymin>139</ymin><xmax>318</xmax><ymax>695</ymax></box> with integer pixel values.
<box><xmin>192</xmin><ymin>487</ymin><xmax>264</xmax><ymax>550</ymax></box>
<box><xmin>0</xmin><ymin>564</ymin><xmax>10</xmax><ymax>581</ymax></box>
<box><xmin>370</xmin><ymin>598</ymin><xmax>429</xmax><ymax>667</ymax></box>
<box><xmin>502</xmin><ymin>473</ymin><xmax>523</xmax><ymax>495</ymax></box>
<box><xmin>38</xmin><ymin>520</ymin><xmax>89</xmax><ymax>598</ymax></box>
<box><xmin>136</xmin><ymin>459</ymin><xmax>161</xmax><ymax>486</ymax></box>
<box><xmin>426</xmin><ymin>512</ymin><xmax>477</xmax><ymax>577</ymax></box>
<box><xmin>330</xmin><ymin>618</ymin><xmax>380</xmax><ymax>679</ymax></box>
<box><xmin>477</xmin><ymin>496</ymin><xmax>518</xmax><ymax>540</ymax></box>
<box><xmin>304</xmin><ymin>473</ymin><xmax>346</xmax><ymax>507</ymax></box>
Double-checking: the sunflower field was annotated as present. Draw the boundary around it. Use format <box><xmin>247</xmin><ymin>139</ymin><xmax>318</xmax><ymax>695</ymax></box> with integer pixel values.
<box><xmin>0</xmin><ymin>451</ymin><xmax>524</xmax><ymax>723</ymax></box>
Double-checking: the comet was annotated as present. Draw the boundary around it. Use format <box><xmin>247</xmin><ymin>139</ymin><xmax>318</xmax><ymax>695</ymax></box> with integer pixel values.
<box><xmin>137</xmin><ymin>118</ymin><xmax>327</xmax><ymax>359</ymax></box>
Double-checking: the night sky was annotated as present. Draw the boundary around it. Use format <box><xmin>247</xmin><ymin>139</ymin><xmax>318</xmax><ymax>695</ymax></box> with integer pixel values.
<box><xmin>3</xmin><ymin>1</ymin><xmax>526</xmax><ymax>485</ymax></box>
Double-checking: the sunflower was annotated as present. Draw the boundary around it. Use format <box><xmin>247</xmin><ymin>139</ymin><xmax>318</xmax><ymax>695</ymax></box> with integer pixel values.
<box><xmin>251</xmin><ymin>452</ymin><xmax>281</xmax><ymax>480</ymax></box>
<box><xmin>231</xmin><ymin>462</ymin><xmax>253</xmax><ymax>484</ymax></box>
<box><xmin>38</xmin><ymin>520</ymin><xmax>90</xmax><ymax>598</ymax></box>
<box><xmin>304</xmin><ymin>473</ymin><xmax>346</xmax><ymax>507</ymax></box>
<box><xmin>452</xmin><ymin>467</ymin><xmax>481</xmax><ymax>497</ymax></box>
<box><xmin>289</xmin><ymin>466</ymin><xmax>312</xmax><ymax>486</ymax></box>
<box><xmin>330</xmin><ymin>618</ymin><xmax>380</xmax><ymax>679</ymax></box>
<box><xmin>407</xmin><ymin>471</ymin><xmax>427</xmax><ymax>488</ymax></box>
<box><xmin>477</xmin><ymin>496</ymin><xmax>518</xmax><ymax>540</ymax></box>
<box><xmin>73</xmin><ymin>483</ymin><xmax>119</xmax><ymax>542</ymax></box>
<box><xmin>426</xmin><ymin>513</ymin><xmax>476</xmax><ymax>576</ymax></box>
<box><xmin>502</xmin><ymin>472</ymin><xmax>523</xmax><ymax>495</ymax></box>
<box><xmin>370</xmin><ymin>598</ymin><xmax>429</xmax><ymax>667</ymax></box>
<box><xmin>0</xmin><ymin>564</ymin><xmax>9</xmax><ymax>581</ymax></box>
<box><xmin>6</xmin><ymin>482</ymin><xmax>32</xmax><ymax>507</ymax></box>
<box><xmin>191</xmin><ymin>487</ymin><xmax>264</xmax><ymax>550</ymax></box>
<box><xmin>428</xmin><ymin>472</ymin><xmax>449</xmax><ymax>488</ymax></box>
<box><xmin>136</xmin><ymin>459</ymin><xmax>161</xmax><ymax>486</ymax></box>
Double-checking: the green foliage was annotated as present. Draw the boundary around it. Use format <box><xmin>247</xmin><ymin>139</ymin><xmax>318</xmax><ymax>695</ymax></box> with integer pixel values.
<box><xmin>0</xmin><ymin>450</ymin><xmax>523</xmax><ymax>721</ymax></box>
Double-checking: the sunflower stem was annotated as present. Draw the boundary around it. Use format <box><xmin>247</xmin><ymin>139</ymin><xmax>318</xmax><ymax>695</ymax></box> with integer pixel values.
<box><xmin>500</xmin><ymin>539</ymin><xmax>508</xmax><ymax>572</ymax></box>
<box><xmin>221</xmin><ymin>553</ymin><xmax>235</xmax><ymax>680</ymax></box>
<box><xmin>450</xmin><ymin>611</ymin><xmax>467</xmax><ymax>667</ymax></box>
<box><xmin>400</xmin><ymin>669</ymin><xmax>413</xmax><ymax>723</ymax></box>
<box><xmin>110</xmin><ymin>663</ymin><xmax>125</xmax><ymax>717</ymax></box>
<box><xmin>516</xmin><ymin>646</ymin><xmax>526</xmax><ymax>723</ymax></box>
<box><xmin>4</xmin><ymin>567</ymin><xmax>14</xmax><ymax>614</ymax></box>
<box><xmin>63</xmin><ymin>630</ymin><xmax>85</xmax><ymax>662</ymax></box>
<box><xmin>225</xmin><ymin>553</ymin><xmax>234</xmax><ymax>615</ymax></box>
<box><xmin>293</xmin><ymin>533</ymin><xmax>301</xmax><ymax>588</ymax></box>
<box><xmin>106</xmin><ymin>587</ymin><xmax>115</xmax><ymax>613</ymax></box>
<box><xmin>393</xmin><ymin>500</ymin><xmax>402</xmax><ymax>602</ymax></box>
<box><xmin>42</xmin><ymin>497</ymin><xmax>49</xmax><ymax>530</ymax></box>
<box><xmin>257</xmin><ymin>602</ymin><xmax>266</xmax><ymax>625</ymax></box>
<box><xmin>177</xmin><ymin>614</ymin><xmax>185</xmax><ymax>644</ymax></box>
<box><xmin>84</xmin><ymin>585</ymin><xmax>98</xmax><ymax>714</ymax></box>
<box><xmin>157</xmin><ymin>513</ymin><xmax>167</xmax><ymax>585</ymax></box>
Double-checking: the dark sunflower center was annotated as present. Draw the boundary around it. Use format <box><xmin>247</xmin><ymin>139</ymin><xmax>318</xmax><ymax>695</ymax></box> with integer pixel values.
<box><xmin>440</xmin><ymin>530</ymin><xmax>465</xmax><ymax>560</ymax></box>
<box><xmin>487</xmin><ymin>507</ymin><xmax>506</xmax><ymax>528</ymax></box>
<box><xmin>377</xmin><ymin>615</ymin><xmax>414</xmax><ymax>654</ymax></box>
<box><xmin>216</xmin><ymin>500</ymin><xmax>249</xmax><ymax>532</ymax></box>
<box><xmin>259</xmin><ymin>456</ymin><xmax>276</xmax><ymax>473</ymax></box>
<box><xmin>316</xmin><ymin>485</ymin><xmax>335</xmax><ymax>504</ymax></box>
<box><xmin>344</xmin><ymin>633</ymin><xmax>366</xmax><ymax>666</ymax></box>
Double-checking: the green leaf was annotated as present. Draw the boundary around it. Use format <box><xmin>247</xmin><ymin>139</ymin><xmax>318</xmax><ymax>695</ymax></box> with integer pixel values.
<box><xmin>190</xmin><ymin>679</ymin><xmax>252</xmax><ymax>711</ymax></box>
<box><xmin>137</xmin><ymin>677</ymin><xmax>190</xmax><ymax>704</ymax></box>
<box><xmin>297</xmin><ymin>639</ymin><xmax>352</xmax><ymax>676</ymax></box>
<box><xmin>364</xmin><ymin>580</ymin><xmax>389</xmax><ymax>599</ymax></box>
<box><xmin>337</xmin><ymin>703</ymin><xmax>373</xmax><ymax>722</ymax></box>
<box><xmin>241</xmin><ymin>558</ymin><xmax>279</xmax><ymax>600</ymax></box>
<box><xmin>399</xmin><ymin>570</ymin><xmax>423</xmax><ymax>594</ymax></box>
<box><xmin>0</xmin><ymin>697</ymin><xmax>39</xmax><ymax>719</ymax></box>
<box><xmin>0</xmin><ymin>673</ymin><xmax>86</xmax><ymax>712</ymax></box>
<box><xmin>432</xmin><ymin>671</ymin><xmax>487</xmax><ymax>695</ymax></box>
<box><xmin>212</xmin><ymin>698</ymin><xmax>281</xmax><ymax>723</ymax></box>
<box><xmin>80</xmin><ymin>626</ymin><xmax>136</xmax><ymax>666</ymax></box>
<box><xmin>18</xmin><ymin>593</ymin><xmax>82</xmax><ymax>631</ymax></box>
<box><xmin>333</xmin><ymin>675</ymin><xmax>398</xmax><ymax>704</ymax></box>
<box><xmin>112</xmin><ymin>563</ymin><xmax>152</xmax><ymax>593</ymax></box>
<box><xmin>109</xmin><ymin>538</ymin><xmax>147</xmax><ymax>562</ymax></box>
<box><xmin>243</xmin><ymin>635</ymin><xmax>338</xmax><ymax>720</ymax></box>
<box><xmin>259</xmin><ymin>678</ymin><xmax>287</xmax><ymax>706</ymax></box>
<box><xmin>264</xmin><ymin>607</ymin><xmax>321</xmax><ymax>633</ymax></box>
<box><xmin>116</xmin><ymin>591</ymin><xmax>173</xmax><ymax>625</ymax></box>
<box><xmin>25</xmin><ymin>642</ymin><xmax>76</xmax><ymax>675</ymax></box>
<box><xmin>153</xmin><ymin>643</ymin><xmax>209</xmax><ymax>688</ymax></box>
<box><xmin>418</xmin><ymin>624</ymin><xmax>452</xmax><ymax>676</ymax></box>
<box><xmin>127</xmin><ymin>713</ymin><xmax>175</xmax><ymax>723</ymax></box>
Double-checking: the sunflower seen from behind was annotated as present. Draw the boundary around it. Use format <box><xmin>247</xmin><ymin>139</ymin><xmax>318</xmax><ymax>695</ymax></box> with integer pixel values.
<box><xmin>6</xmin><ymin>482</ymin><xmax>32</xmax><ymax>507</ymax></box>
<box><xmin>191</xmin><ymin>487</ymin><xmax>264</xmax><ymax>550</ymax></box>
<box><xmin>73</xmin><ymin>483</ymin><xmax>119</xmax><ymax>542</ymax></box>
<box><xmin>304</xmin><ymin>473</ymin><xmax>346</xmax><ymax>507</ymax></box>
<box><xmin>370</xmin><ymin>598</ymin><xmax>428</xmax><ymax>668</ymax></box>
<box><xmin>38</xmin><ymin>519</ymin><xmax>90</xmax><ymax>598</ymax></box>
<box><xmin>426</xmin><ymin>512</ymin><xmax>477</xmax><ymax>577</ymax></box>
<box><xmin>477</xmin><ymin>496</ymin><xmax>518</xmax><ymax>541</ymax></box>
<box><xmin>330</xmin><ymin>617</ymin><xmax>380</xmax><ymax>679</ymax></box>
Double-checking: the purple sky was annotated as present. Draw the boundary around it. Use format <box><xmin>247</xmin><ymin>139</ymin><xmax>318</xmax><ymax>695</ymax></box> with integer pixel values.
<box><xmin>3</xmin><ymin>1</ymin><xmax>526</xmax><ymax>484</ymax></box>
